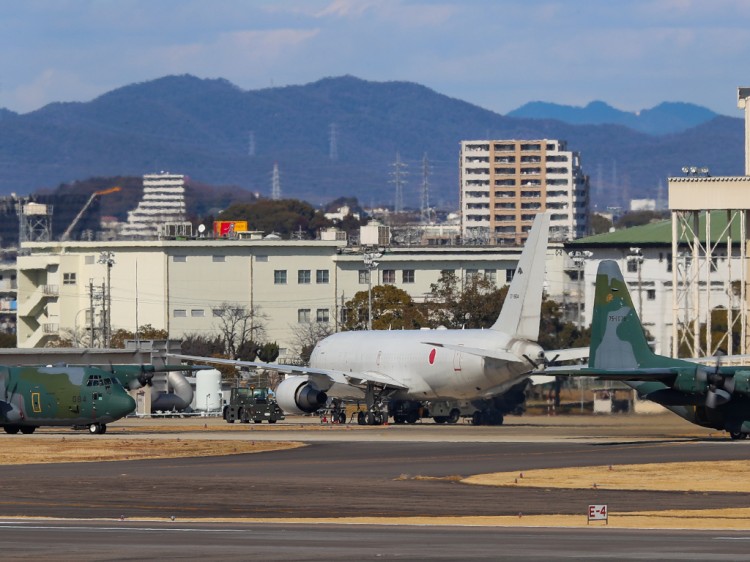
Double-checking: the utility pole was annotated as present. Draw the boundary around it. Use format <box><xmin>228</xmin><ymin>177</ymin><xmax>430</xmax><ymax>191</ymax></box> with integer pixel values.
<box><xmin>390</xmin><ymin>153</ymin><xmax>407</xmax><ymax>213</ymax></box>
<box><xmin>271</xmin><ymin>162</ymin><xmax>281</xmax><ymax>200</ymax></box>
<box><xmin>420</xmin><ymin>153</ymin><xmax>431</xmax><ymax>224</ymax></box>
<box><xmin>89</xmin><ymin>279</ymin><xmax>95</xmax><ymax>347</ymax></box>
<box><xmin>329</xmin><ymin>123</ymin><xmax>338</xmax><ymax>161</ymax></box>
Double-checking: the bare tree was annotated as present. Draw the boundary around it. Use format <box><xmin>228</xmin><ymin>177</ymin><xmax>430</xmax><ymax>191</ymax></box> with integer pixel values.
<box><xmin>290</xmin><ymin>321</ymin><xmax>334</xmax><ymax>364</ymax></box>
<box><xmin>212</xmin><ymin>302</ymin><xmax>267</xmax><ymax>358</ymax></box>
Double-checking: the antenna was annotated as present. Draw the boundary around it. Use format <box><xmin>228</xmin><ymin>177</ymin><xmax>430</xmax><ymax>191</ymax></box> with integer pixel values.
<box><xmin>248</xmin><ymin>131</ymin><xmax>256</xmax><ymax>157</ymax></box>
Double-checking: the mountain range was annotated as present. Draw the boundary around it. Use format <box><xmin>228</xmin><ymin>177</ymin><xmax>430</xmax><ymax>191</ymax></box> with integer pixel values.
<box><xmin>0</xmin><ymin>75</ymin><xmax>744</xmax><ymax>211</ymax></box>
<box><xmin>507</xmin><ymin>100</ymin><xmax>718</xmax><ymax>135</ymax></box>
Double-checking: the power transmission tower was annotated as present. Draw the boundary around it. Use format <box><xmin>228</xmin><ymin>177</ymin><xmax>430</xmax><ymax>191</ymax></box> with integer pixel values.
<box><xmin>248</xmin><ymin>131</ymin><xmax>256</xmax><ymax>157</ymax></box>
<box><xmin>420</xmin><ymin>153</ymin><xmax>431</xmax><ymax>223</ymax></box>
<box><xmin>329</xmin><ymin>123</ymin><xmax>338</xmax><ymax>161</ymax></box>
<box><xmin>271</xmin><ymin>162</ymin><xmax>282</xmax><ymax>200</ymax></box>
<box><xmin>390</xmin><ymin>152</ymin><xmax>408</xmax><ymax>213</ymax></box>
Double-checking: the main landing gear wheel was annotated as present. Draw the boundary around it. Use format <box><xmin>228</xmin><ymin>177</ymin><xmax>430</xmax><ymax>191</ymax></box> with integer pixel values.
<box><xmin>20</xmin><ymin>426</ymin><xmax>36</xmax><ymax>435</ymax></box>
<box><xmin>447</xmin><ymin>409</ymin><xmax>460</xmax><ymax>424</ymax></box>
<box><xmin>88</xmin><ymin>423</ymin><xmax>107</xmax><ymax>435</ymax></box>
<box><xmin>3</xmin><ymin>425</ymin><xmax>20</xmax><ymax>435</ymax></box>
<box><xmin>730</xmin><ymin>431</ymin><xmax>748</xmax><ymax>440</ymax></box>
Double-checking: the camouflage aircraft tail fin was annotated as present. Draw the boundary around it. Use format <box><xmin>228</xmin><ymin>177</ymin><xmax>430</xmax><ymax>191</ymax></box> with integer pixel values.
<box><xmin>589</xmin><ymin>260</ymin><xmax>660</xmax><ymax>369</ymax></box>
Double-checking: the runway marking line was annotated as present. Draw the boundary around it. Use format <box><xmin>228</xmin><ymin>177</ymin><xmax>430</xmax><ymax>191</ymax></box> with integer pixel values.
<box><xmin>2</xmin><ymin>511</ymin><xmax>750</xmax><ymax>530</ymax></box>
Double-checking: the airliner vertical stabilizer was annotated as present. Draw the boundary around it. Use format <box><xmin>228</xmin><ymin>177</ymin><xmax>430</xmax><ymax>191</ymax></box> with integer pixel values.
<box><xmin>490</xmin><ymin>212</ymin><xmax>550</xmax><ymax>340</ymax></box>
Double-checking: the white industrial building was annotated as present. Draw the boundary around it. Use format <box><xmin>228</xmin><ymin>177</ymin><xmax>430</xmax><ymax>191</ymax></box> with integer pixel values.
<box><xmin>460</xmin><ymin>139</ymin><xmax>589</xmax><ymax>244</ymax></box>
<box><xmin>16</xmin><ymin>237</ymin><xmax>568</xmax><ymax>359</ymax></box>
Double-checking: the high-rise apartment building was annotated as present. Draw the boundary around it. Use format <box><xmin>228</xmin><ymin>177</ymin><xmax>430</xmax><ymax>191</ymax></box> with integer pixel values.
<box><xmin>460</xmin><ymin>139</ymin><xmax>589</xmax><ymax>243</ymax></box>
<box><xmin>119</xmin><ymin>173</ymin><xmax>187</xmax><ymax>238</ymax></box>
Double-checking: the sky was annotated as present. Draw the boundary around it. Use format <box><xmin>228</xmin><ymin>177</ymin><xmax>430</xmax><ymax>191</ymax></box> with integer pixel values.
<box><xmin>1</xmin><ymin>0</ymin><xmax>750</xmax><ymax>116</ymax></box>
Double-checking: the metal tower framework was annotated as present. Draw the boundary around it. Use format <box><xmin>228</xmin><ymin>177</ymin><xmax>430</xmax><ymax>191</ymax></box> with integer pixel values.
<box><xmin>670</xmin><ymin>205</ymin><xmax>747</xmax><ymax>358</ymax></box>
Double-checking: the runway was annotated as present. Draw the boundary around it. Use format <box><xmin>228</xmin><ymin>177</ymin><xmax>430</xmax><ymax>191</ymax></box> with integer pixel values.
<box><xmin>1</xmin><ymin>414</ymin><xmax>749</xmax><ymax>559</ymax></box>
<box><xmin>0</xmin><ymin>520</ymin><xmax>748</xmax><ymax>561</ymax></box>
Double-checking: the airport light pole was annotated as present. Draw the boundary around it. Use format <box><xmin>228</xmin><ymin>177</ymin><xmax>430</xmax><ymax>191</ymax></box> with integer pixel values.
<box><xmin>627</xmin><ymin>247</ymin><xmax>644</xmax><ymax>320</ymax></box>
<box><xmin>363</xmin><ymin>249</ymin><xmax>382</xmax><ymax>331</ymax></box>
<box><xmin>98</xmin><ymin>251</ymin><xmax>115</xmax><ymax>347</ymax></box>
<box><xmin>568</xmin><ymin>250</ymin><xmax>593</xmax><ymax>330</ymax></box>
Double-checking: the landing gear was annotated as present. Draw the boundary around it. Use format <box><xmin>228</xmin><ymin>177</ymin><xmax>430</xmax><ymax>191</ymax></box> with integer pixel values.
<box><xmin>20</xmin><ymin>426</ymin><xmax>36</xmax><ymax>435</ymax></box>
<box><xmin>355</xmin><ymin>384</ymin><xmax>389</xmax><ymax>426</ymax></box>
<box><xmin>471</xmin><ymin>410</ymin><xmax>504</xmax><ymax>426</ymax></box>
<box><xmin>88</xmin><ymin>423</ymin><xmax>107</xmax><ymax>435</ymax></box>
<box><xmin>730</xmin><ymin>431</ymin><xmax>748</xmax><ymax>440</ymax></box>
<box><xmin>3</xmin><ymin>425</ymin><xmax>20</xmax><ymax>435</ymax></box>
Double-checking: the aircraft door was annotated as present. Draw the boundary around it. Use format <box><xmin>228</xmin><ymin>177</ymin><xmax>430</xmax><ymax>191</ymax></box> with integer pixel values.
<box><xmin>453</xmin><ymin>352</ymin><xmax>462</xmax><ymax>372</ymax></box>
<box><xmin>31</xmin><ymin>392</ymin><xmax>42</xmax><ymax>413</ymax></box>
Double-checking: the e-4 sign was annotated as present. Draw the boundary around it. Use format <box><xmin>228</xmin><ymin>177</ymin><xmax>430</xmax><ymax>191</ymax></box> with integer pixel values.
<box><xmin>587</xmin><ymin>504</ymin><xmax>608</xmax><ymax>524</ymax></box>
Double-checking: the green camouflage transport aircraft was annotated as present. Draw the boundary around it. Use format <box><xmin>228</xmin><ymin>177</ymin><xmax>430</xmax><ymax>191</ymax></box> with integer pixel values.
<box><xmin>557</xmin><ymin>260</ymin><xmax>750</xmax><ymax>440</ymax></box>
<box><xmin>0</xmin><ymin>363</ymin><xmax>191</xmax><ymax>435</ymax></box>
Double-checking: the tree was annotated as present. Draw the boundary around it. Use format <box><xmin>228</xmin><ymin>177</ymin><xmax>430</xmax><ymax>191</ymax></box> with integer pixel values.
<box><xmin>109</xmin><ymin>324</ymin><xmax>168</xmax><ymax>349</ymax></box>
<box><xmin>218</xmin><ymin>199</ymin><xmax>332</xmax><ymax>238</ymax></box>
<box><xmin>343</xmin><ymin>285</ymin><xmax>427</xmax><ymax>331</ymax></box>
<box><xmin>425</xmin><ymin>270</ymin><xmax>507</xmax><ymax>329</ymax></box>
<box><xmin>0</xmin><ymin>332</ymin><xmax>15</xmax><ymax>348</ymax></box>
<box><xmin>589</xmin><ymin>213</ymin><xmax>613</xmax><ymax>235</ymax></box>
<box><xmin>213</xmin><ymin>302</ymin><xmax>267</xmax><ymax>358</ymax></box>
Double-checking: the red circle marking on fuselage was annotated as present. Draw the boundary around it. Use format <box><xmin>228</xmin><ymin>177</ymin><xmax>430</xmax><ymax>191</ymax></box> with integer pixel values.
<box><xmin>428</xmin><ymin>348</ymin><xmax>436</xmax><ymax>364</ymax></box>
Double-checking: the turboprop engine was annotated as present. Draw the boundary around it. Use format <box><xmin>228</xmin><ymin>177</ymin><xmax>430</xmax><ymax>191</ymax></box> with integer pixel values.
<box><xmin>275</xmin><ymin>375</ymin><xmax>328</xmax><ymax>415</ymax></box>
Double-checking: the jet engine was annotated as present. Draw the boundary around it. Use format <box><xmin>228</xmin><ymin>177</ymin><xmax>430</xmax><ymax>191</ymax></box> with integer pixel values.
<box><xmin>276</xmin><ymin>376</ymin><xmax>328</xmax><ymax>415</ymax></box>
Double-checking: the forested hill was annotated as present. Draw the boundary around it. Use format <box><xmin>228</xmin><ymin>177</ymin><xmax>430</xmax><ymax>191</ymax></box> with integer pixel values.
<box><xmin>0</xmin><ymin>75</ymin><xmax>743</xmax><ymax>210</ymax></box>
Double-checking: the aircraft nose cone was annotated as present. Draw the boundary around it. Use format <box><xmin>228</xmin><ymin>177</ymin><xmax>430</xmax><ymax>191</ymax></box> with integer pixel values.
<box><xmin>110</xmin><ymin>391</ymin><xmax>136</xmax><ymax>418</ymax></box>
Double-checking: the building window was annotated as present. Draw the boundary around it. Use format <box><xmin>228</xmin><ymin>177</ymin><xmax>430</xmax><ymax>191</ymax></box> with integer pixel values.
<box><xmin>191</xmin><ymin>309</ymin><xmax>204</xmax><ymax>317</ymax></box>
<box><xmin>63</xmin><ymin>273</ymin><xmax>77</xmax><ymax>285</ymax></box>
<box><xmin>485</xmin><ymin>269</ymin><xmax>497</xmax><ymax>284</ymax></box>
<box><xmin>647</xmin><ymin>289</ymin><xmax>656</xmax><ymax>300</ymax></box>
<box><xmin>85</xmin><ymin>256</ymin><xmax>95</xmax><ymax>265</ymax></box>
<box><xmin>173</xmin><ymin>255</ymin><xmax>187</xmax><ymax>262</ymax></box>
<box><xmin>316</xmin><ymin>309</ymin><xmax>330</xmax><ymax>323</ymax></box>
<box><xmin>626</xmin><ymin>260</ymin><xmax>638</xmax><ymax>273</ymax></box>
<box><xmin>212</xmin><ymin>308</ymin><xmax>223</xmax><ymax>317</ymax></box>
<box><xmin>174</xmin><ymin>309</ymin><xmax>187</xmax><ymax>318</ymax></box>
<box><xmin>316</xmin><ymin>269</ymin><xmax>329</xmax><ymax>284</ymax></box>
<box><xmin>256</xmin><ymin>255</ymin><xmax>268</xmax><ymax>262</ymax></box>
<box><xmin>298</xmin><ymin>270</ymin><xmax>311</xmax><ymax>284</ymax></box>
<box><xmin>358</xmin><ymin>270</ymin><xmax>370</xmax><ymax>284</ymax></box>
<box><xmin>402</xmin><ymin>269</ymin><xmax>415</xmax><ymax>284</ymax></box>
<box><xmin>274</xmin><ymin>270</ymin><xmax>287</xmax><ymax>284</ymax></box>
<box><xmin>298</xmin><ymin>308</ymin><xmax>311</xmax><ymax>323</ymax></box>
<box><xmin>506</xmin><ymin>269</ymin><xmax>515</xmax><ymax>283</ymax></box>
<box><xmin>212</xmin><ymin>255</ymin><xmax>225</xmax><ymax>263</ymax></box>
<box><xmin>382</xmin><ymin>269</ymin><xmax>396</xmax><ymax>284</ymax></box>
<box><xmin>465</xmin><ymin>268</ymin><xmax>479</xmax><ymax>282</ymax></box>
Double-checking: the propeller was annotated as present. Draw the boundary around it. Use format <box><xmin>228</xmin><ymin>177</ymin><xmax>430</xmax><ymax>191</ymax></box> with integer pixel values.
<box><xmin>701</xmin><ymin>353</ymin><xmax>733</xmax><ymax>409</ymax></box>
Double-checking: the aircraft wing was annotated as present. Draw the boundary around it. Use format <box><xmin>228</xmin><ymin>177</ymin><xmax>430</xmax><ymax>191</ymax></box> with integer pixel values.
<box><xmin>421</xmin><ymin>342</ymin><xmax>524</xmax><ymax>364</ymax></box>
<box><xmin>544</xmin><ymin>347</ymin><xmax>589</xmax><ymax>363</ymax></box>
<box><xmin>168</xmin><ymin>353</ymin><xmax>409</xmax><ymax>391</ymax></box>
<box><xmin>548</xmin><ymin>366</ymin><xmax>680</xmax><ymax>381</ymax></box>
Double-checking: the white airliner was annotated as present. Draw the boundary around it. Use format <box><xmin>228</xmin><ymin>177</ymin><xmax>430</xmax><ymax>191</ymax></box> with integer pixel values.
<box><xmin>174</xmin><ymin>213</ymin><xmax>578</xmax><ymax>425</ymax></box>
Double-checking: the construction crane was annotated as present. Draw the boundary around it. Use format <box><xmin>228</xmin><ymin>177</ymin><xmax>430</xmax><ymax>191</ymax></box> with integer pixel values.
<box><xmin>60</xmin><ymin>186</ymin><xmax>121</xmax><ymax>242</ymax></box>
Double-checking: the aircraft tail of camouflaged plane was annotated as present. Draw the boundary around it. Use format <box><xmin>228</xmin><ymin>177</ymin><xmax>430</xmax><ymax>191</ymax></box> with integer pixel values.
<box><xmin>563</xmin><ymin>260</ymin><xmax>750</xmax><ymax>439</ymax></box>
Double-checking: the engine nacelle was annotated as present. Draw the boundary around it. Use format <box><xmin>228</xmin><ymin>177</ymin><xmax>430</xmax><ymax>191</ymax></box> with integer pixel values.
<box><xmin>276</xmin><ymin>376</ymin><xmax>328</xmax><ymax>415</ymax></box>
